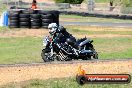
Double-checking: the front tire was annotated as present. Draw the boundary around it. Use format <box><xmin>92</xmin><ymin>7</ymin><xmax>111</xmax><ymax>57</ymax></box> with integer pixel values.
<box><xmin>41</xmin><ymin>49</ymin><xmax>53</xmax><ymax>62</ymax></box>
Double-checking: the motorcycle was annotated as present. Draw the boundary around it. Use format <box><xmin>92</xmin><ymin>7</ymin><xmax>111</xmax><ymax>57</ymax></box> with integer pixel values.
<box><xmin>41</xmin><ymin>30</ymin><xmax>98</xmax><ymax>62</ymax></box>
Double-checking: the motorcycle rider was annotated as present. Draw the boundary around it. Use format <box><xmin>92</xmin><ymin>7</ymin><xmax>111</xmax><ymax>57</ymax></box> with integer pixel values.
<box><xmin>41</xmin><ymin>23</ymin><xmax>98</xmax><ymax>62</ymax></box>
<box><xmin>48</xmin><ymin>23</ymin><xmax>76</xmax><ymax>44</ymax></box>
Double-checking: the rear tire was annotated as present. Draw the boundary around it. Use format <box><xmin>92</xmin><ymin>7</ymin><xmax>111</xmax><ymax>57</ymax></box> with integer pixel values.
<box><xmin>87</xmin><ymin>47</ymin><xmax>98</xmax><ymax>59</ymax></box>
<box><xmin>85</xmin><ymin>44</ymin><xmax>98</xmax><ymax>59</ymax></box>
<box><xmin>92</xmin><ymin>49</ymin><xmax>98</xmax><ymax>59</ymax></box>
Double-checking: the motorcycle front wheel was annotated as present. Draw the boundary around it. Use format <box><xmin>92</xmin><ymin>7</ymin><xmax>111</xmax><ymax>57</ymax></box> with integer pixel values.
<box><xmin>41</xmin><ymin>49</ymin><xmax>55</xmax><ymax>62</ymax></box>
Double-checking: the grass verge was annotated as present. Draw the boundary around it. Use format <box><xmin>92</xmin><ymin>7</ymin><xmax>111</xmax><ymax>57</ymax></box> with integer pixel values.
<box><xmin>1</xmin><ymin>77</ymin><xmax>132</xmax><ymax>88</ymax></box>
<box><xmin>0</xmin><ymin>36</ymin><xmax>131</xmax><ymax>64</ymax></box>
<box><xmin>94</xmin><ymin>37</ymin><xmax>132</xmax><ymax>59</ymax></box>
<box><xmin>66</xmin><ymin>25</ymin><xmax>132</xmax><ymax>36</ymax></box>
<box><xmin>0</xmin><ymin>37</ymin><xmax>43</xmax><ymax>64</ymax></box>
<box><xmin>0</xmin><ymin>26</ymin><xmax>131</xmax><ymax>64</ymax></box>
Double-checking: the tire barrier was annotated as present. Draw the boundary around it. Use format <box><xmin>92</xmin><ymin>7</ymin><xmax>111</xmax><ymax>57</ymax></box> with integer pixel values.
<box><xmin>9</xmin><ymin>12</ymin><xmax>19</xmax><ymax>28</ymax></box>
<box><xmin>19</xmin><ymin>13</ymin><xmax>30</xmax><ymax>28</ymax></box>
<box><xmin>39</xmin><ymin>10</ymin><xmax>59</xmax><ymax>28</ymax></box>
<box><xmin>51</xmin><ymin>11</ymin><xmax>60</xmax><ymax>26</ymax></box>
<box><xmin>30</xmin><ymin>14</ymin><xmax>41</xmax><ymax>29</ymax></box>
<box><xmin>9</xmin><ymin>10</ymin><xmax>59</xmax><ymax>29</ymax></box>
<box><xmin>42</xmin><ymin>14</ymin><xmax>53</xmax><ymax>28</ymax></box>
<box><xmin>59</xmin><ymin>11</ymin><xmax>132</xmax><ymax>20</ymax></box>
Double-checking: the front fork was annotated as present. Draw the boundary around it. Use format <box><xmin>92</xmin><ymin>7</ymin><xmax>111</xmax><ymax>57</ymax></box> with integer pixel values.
<box><xmin>50</xmin><ymin>42</ymin><xmax>54</xmax><ymax>57</ymax></box>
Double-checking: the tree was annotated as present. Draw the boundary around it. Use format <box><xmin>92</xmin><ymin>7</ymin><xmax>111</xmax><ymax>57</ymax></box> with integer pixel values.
<box><xmin>110</xmin><ymin>0</ymin><xmax>132</xmax><ymax>7</ymax></box>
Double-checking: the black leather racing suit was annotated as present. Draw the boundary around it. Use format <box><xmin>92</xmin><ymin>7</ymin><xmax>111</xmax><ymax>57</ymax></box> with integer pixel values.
<box><xmin>54</xmin><ymin>27</ymin><xmax>75</xmax><ymax>43</ymax></box>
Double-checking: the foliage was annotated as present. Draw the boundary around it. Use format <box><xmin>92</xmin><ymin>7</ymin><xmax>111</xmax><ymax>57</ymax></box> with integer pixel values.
<box><xmin>54</xmin><ymin>0</ymin><xmax>84</xmax><ymax>4</ymax></box>
<box><xmin>0</xmin><ymin>2</ymin><xmax>7</xmax><ymax>14</ymax></box>
<box><xmin>111</xmin><ymin>0</ymin><xmax>132</xmax><ymax>7</ymax></box>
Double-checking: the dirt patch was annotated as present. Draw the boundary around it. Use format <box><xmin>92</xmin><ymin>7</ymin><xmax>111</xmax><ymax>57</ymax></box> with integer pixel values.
<box><xmin>74</xmin><ymin>34</ymin><xmax>132</xmax><ymax>38</ymax></box>
<box><xmin>66</xmin><ymin>25</ymin><xmax>132</xmax><ymax>31</ymax></box>
<box><xmin>0</xmin><ymin>29</ymin><xmax>49</xmax><ymax>38</ymax></box>
<box><xmin>0</xmin><ymin>60</ymin><xmax>132</xmax><ymax>86</ymax></box>
<box><xmin>0</xmin><ymin>29</ymin><xmax>132</xmax><ymax>38</ymax></box>
<box><xmin>60</xmin><ymin>18</ymin><xmax>83</xmax><ymax>22</ymax></box>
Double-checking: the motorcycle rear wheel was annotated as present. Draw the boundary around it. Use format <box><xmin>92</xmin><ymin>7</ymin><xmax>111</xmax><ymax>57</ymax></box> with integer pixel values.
<box><xmin>90</xmin><ymin>48</ymin><xmax>98</xmax><ymax>59</ymax></box>
<box><xmin>93</xmin><ymin>50</ymin><xmax>98</xmax><ymax>59</ymax></box>
<box><xmin>85</xmin><ymin>45</ymin><xmax>98</xmax><ymax>59</ymax></box>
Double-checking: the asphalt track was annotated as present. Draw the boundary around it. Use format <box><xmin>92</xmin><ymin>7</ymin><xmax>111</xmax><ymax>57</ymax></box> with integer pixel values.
<box><xmin>60</xmin><ymin>21</ymin><xmax>132</xmax><ymax>28</ymax></box>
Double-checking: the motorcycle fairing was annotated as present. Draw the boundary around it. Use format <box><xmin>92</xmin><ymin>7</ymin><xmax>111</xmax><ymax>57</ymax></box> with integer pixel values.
<box><xmin>43</xmin><ymin>36</ymin><xmax>50</xmax><ymax>47</ymax></box>
<box><xmin>79</xmin><ymin>39</ymin><xmax>93</xmax><ymax>47</ymax></box>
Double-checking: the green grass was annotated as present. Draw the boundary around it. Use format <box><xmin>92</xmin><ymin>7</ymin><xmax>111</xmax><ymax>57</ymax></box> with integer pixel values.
<box><xmin>1</xmin><ymin>77</ymin><xmax>132</xmax><ymax>88</ymax></box>
<box><xmin>0</xmin><ymin>36</ymin><xmax>131</xmax><ymax>64</ymax></box>
<box><xmin>60</xmin><ymin>15</ymin><xmax>132</xmax><ymax>23</ymax></box>
<box><xmin>94</xmin><ymin>37</ymin><xmax>132</xmax><ymax>59</ymax></box>
<box><xmin>0</xmin><ymin>37</ymin><xmax>43</xmax><ymax>64</ymax></box>
<box><xmin>0</xmin><ymin>26</ymin><xmax>9</xmax><ymax>31</ymax></box>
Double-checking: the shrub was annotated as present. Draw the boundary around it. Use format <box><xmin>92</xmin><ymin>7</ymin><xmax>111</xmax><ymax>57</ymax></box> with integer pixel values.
<box><xmin>54</xmin><ymin>0</ymin><xmax>84</xmax><ymax>4</ymax></box>
<box><xmin>111</xmin><ymin>0</ymin><xmax>132</xmax><ymax>7</ymax></box>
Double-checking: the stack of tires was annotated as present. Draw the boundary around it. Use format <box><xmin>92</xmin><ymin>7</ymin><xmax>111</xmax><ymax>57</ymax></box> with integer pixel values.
<box><xmin>19</xmin><ymin>13</ymin><xmax>30</xmax><ymax>28</ymax></box>
<box><xmin>30</xmin><ymin>14</ymin><xmax>41</xmax><ymax>29</ymax></box>
<box><xmin>40</xmin><ymin>11</ymin><xmax>53</xmax><ymax>29</ymax></box>
<box><xmin>9</xmin><ymin>11</ymin><xmax>19</xmax><ymax>28</ymax></box>
<box><xmin>9</xmin><ymin>10</ymin><xmax>59</xmax><ymax>29</ymax></box>
<box><xmin>51</xmin><ymin>11</ymin><xmax>59</xmax><ymax>25</ymax></box>
<box><xmin>39</xmin><ymin>10</ymin><xmax>59</xmax><ymax>29</ymax></box>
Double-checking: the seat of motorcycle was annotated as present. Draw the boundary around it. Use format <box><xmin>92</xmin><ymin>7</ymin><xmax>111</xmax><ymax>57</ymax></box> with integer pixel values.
<box><xmin>76</xmin><ymin>38</ymin><xmax>87</xmax><ymax>45</ymax></box>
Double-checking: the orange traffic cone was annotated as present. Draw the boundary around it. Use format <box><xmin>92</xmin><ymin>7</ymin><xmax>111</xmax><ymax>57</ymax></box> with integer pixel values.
<box><xmin>78</xmin><ymin>65</ymin><xmax>86</xmax><ymax>75</ymax></box>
